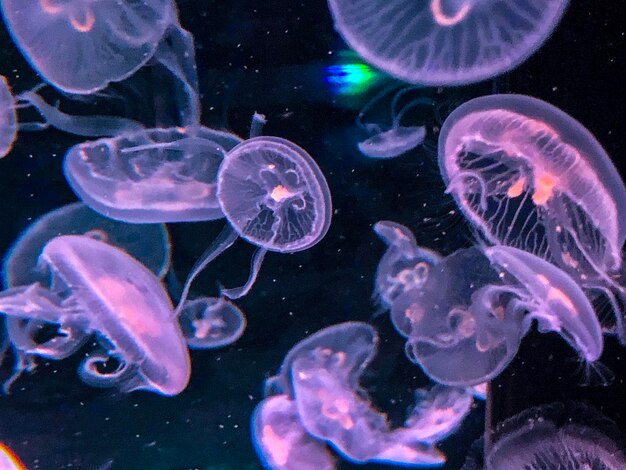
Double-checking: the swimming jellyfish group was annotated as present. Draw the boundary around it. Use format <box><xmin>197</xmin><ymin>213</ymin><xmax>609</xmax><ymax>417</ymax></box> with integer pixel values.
<box><xmin>0</xmin><ymin>0</ymin><xmax>624</xmax><ymax>468</ymax></box>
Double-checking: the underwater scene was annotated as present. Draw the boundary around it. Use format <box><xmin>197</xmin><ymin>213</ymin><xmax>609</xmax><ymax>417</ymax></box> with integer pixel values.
<box><xmin>0</xmin><ymin>0</ymin><xmax>625</xmax><ymax>469</ymax></box>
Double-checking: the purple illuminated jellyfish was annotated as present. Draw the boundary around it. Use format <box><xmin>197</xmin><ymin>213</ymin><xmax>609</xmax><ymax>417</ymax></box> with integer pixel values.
<box><xmin>288</xmin><ymin>322</ymin><xmax>461</xmax><ymax>466</ymax></box>
<box><xmin>63</xmin><ymin>126</ymin><xmax>243</xmax><ymax>223</ymax></box>
<box><xmin>0</xmin><ymin>76</ymin><xmax>16</xmax><ymax>158</ymax></box>
<box><xmin>356</xmin><ymin>87</ymin><xmax>429</xmax><ymax>159</ymax></box>
<box><xmin>373</xmin><ymin>220</ymin><xmax>441</xmax><ymax>314</ymax></box>
<box><xmin>0</xmin><ymin>235</ymin><xmax>190</xmax><ymax>395</ymax></box>
<box><xmin>462</xmin><ymin>402</ymin><xmax>626</xmax><ymax>469</ymax></box>
<box><xmin>0</xmin><ymin>0</ymin><xmax>174</xmax><ymax>94</ymax></box>
<box><xmin>176</xmin><ymin>130</ymin><xmax>332</xmax><ymax>304</ymax></box>
<box><xmin>327</xmin><ymin>0</ymin><xmax>569</xmax><ymax>85</ymax></box>
<box><xmin>251</xmin><ymin>394</ymin><xmax>336</xmax><ymax>470</ymax></box>
<box><xmin>178</xmin><ymin>297</ymin><xmax>246</xmax><ymax>349</ymax></box>
<box><xmin>439</xmin><ymin>94</ymin><xmax>626</xmax><ymax>342</ymax></box>
<box><xmin>2</xmin><ymin>202</ymin><xmax>171</xmax><ymax>287</ymax></box>
<box><xmin>393</xmin><ymin>245</ymin><xmax>605</xmax><ymax>386</ymax></box>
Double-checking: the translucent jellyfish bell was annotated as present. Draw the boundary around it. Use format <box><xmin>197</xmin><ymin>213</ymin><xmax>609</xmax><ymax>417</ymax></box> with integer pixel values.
<box><xmin>357</xmin><ymin>87</ymin><xmax>430</xmax><ymax>159</ymax></box>
<box><xmin>63</xmin><ymin>126</ymin><xmax>242</xmax><ymax>223</ymax></box>
<box><xmin>289</xmin><ymin>323</ymin><xmax>446</xmax><ymax>466</ymax></box>
<box><xmin>175</xmin><ymin>132</ymin><xmax>332</xmax><ymax>305</ymax></box>
<box><xmin>439</xmin><ymin>94</ymin><xmax>626</xmax><ymax>341</ymax></box>
<box><xmin>328</xmin><ymin>0</ymin><xmax>569</xmax><ymax>85</ymax></box>
<box><xmin>373</xmin><ymin>220</ymin><xmax>441</xmax><ymax>313</ymax></box>
<box><xmin>251</xmin><ymin>394</ymin><xmax>336</xmax><ymax>470</ymax></box>
<box><xmin>178</xmin><ymin>297</ymin><xmax>246</xmax><ymax>349</ymax></box>
<box><xmin>0</xmin><ymin>0</ymin><xmax>176</xmax><ymax>94</ymax></box>
<box><xmin>0</xmin><ymin>76</ymin><xmax>17</xmax><ymax>157</ymax></box>
<box><xmin>396</xmin><ymin>245</ymin><xmax>606</xmax><ymax>386</ymax></box>
<box><xmin>464</xmin><ymin>403</ymin><xmax>626</xmax><ymax>469</ymax></box>
<box><xmin>2</xmin><ymin>202</ymin><xmax>171</xmax><ymax>287</ymax></box>
<box><xmin>264</xmin><ymin>321</ymin><xmax>377</xmax><ymax>398</ymax></box>
<box><xmin>0</xmin><ymin>235</ymin><xmax>190</xmax><ymax>395</ymax></box>
<box><xmin>0</xmin><ymin>443</ymin><xmax>26</xmax><ymax>470</ymax></box>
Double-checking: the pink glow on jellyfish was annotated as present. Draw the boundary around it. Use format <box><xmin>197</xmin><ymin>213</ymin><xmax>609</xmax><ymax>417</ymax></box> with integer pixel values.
<box><xmin>0</xmin><ymin>235</ymin><xmax>190</xmax><ymax>395</ymax></box>
<box><xmin>439</xmin><ymin>94</ymin><xmax>626</xmax><ymax>343</ymax></box>
<box><xmin>251</xmin><ymin>394</ymin><xmax>336</xmax><ymax>470</ymax></box>
<box><xmin>327</xmin><ymin>0</ymin><xmax>569</xmax><ymax>85</ymax></box>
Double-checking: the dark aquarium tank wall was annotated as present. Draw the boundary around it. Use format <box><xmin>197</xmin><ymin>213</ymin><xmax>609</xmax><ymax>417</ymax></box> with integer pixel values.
<box><xmin>0</xmin><ymin>0</ymin><xmax>625</xmax><ymax>469</ymax></box>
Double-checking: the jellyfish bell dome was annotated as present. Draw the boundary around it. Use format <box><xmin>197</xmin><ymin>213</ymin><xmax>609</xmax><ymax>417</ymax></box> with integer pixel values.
<box><xmin>327</xmin><ymin>0</ymin><xmax>569</xmax><ymax>85</ymax></box>
<box><xmin>0</xmin><ymin>0</ymin><xmax>175</xmax><ymax>93</ymax></box>
<box><xmin>41</xmin><ymin>235</ymin><xmax>190</xmax><ymax>395</ymax></box>
<box><xmin>0</xmin><ymin>75</ymin><xmax>17</xmax><ymax>157</ymax></box>
<box><xmin>217</xmin><ymin>136</ymin><xmax>332</xmax><ymax>253</ymax></box>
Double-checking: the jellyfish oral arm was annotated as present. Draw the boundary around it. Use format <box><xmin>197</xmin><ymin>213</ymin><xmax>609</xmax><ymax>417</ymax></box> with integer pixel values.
<box><xmin>220</xmin><ymin>248</ymin><xmax>267</xmax><ymax>299</ymax></box>
<box><xmin>173</xmin><ymin>224</ymin><xmax>239</xmax><ymax>317</ymax></box>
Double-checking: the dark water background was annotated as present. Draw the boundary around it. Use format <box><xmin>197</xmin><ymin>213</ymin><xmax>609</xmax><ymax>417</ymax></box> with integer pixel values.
<box><xmin>0</xmin><ymin>1</ymin><xmax>625</xmax><ymax>469</ymax></box>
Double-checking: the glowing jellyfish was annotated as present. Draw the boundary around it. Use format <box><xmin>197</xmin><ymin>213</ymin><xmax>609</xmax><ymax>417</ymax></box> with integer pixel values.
<box><xmin>2</xmin><ymin>202</ymin><xmax>171</xmax><ymax>287</ymax></box>
<box><xmin>394</xmin><ymin>244</ymin><xmax>605</xmax><ymax>386</ymax></box>
<box><xmin>0</xmin><ymin>235</ymin><xmax>190</xmax><ymax>395</ymax></box>
<box><xmin>264</xmin><ymin>321</ymin><xmax>377</xmax><ymax>398</ymax></box>
<box><xmin>0</xmin><ymin>443</ymin><xmax>26</xmax><ymax>470</ymax></box>
<box><xmin>289</xmin><ymin>322</ymin><xmax>446</xmax><ymax>466</ymax></box>
<box><xmin>176</xmin><ymin>132</ymin><xmax>332</xmax><ymax>304</ymax></box>
<box><xmin>373</xmin><ymin>220</ymin><xmax>441</xmax><ymax>314</ymax></box>
<box><xmin>0</xmin><ymin>0</ymin><xmax>176</xmax><ymax>94</ymax></box>
<box><xmin>251</xmin><ymin>394</ymin><xmax>336</xmax><ymax>470</ymax></box>
<box><xmin>178</xmin><ymin>297</ymin><xmax>246</xmax><ymax>349</ymax></box>
<box><xmin>0</xmin><ymin>76</ymin><xmax>17</xmax><ymax>157</ymax></box>
<box><xmin>357</xmin><ymin>86</ymin><xmax>430</xmax><ymax>159</ymax></box>
<box><xmin>63</xmin><ymin>126</ymin><xmax>243</xmax><ymax>223</ymax></box>
<box><xmin>439</xmin><ymin>94</ymin><xmax>626</xmax><ymax>341</ymax></box>
<box><xmin>327</xmin><ymin>0</ymin><xmax>569</xmax><ymax>85</ymax></box>
<box><xmin>463</xmin><ymin>402</ymin><xmax>626</xmax><ymax>469</ymax></box>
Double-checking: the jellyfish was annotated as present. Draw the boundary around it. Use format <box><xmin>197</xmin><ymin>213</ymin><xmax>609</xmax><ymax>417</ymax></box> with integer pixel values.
<box><xmin>289</xmin><ymin>322</ymin><xmax>446</xmax><ymax>466</ymax></box>
<box><xmin>373</xmin><ymin>220</ymin><xmax>441</xmax><ymax>314</ymax></box>
<box><xmin>175</xmin><ymin>129</ymin><xmax>332</xmax><ymax>305</ymax></box>
<box><xmin>2</xmin><ymin>202</ymin><xmax>171</xmax><ymax>287</ymax></box>
<box><xmin>438</xmin><ymin>94</ymin><xmax>626</xmax><ymax>342</ymax></box>
<box><xmin>356</xmin><ymin>86</ymin><xmax>430</xmax><ymax>159</ymax></box>
<box><xmin>462</xmin><ymin>402</ymin><xmax>626</xmax><ymax>469</ymax></box>
<box><xmin>251</xmin><ymin>394</ymin><xmax>336</xmax><ymax>470</ymax></box>
<box><xmin>393</xmin><ymin>244</ymin><xmax>605</xmax><ymax>386</ymax></box>
<box><xmin>327</xmin><ymin>0</ymin><xmax>569</xmax><ymax>85</ymax></box>
<box><xmin>0</xmin><ymin>443</ymin><xmax>26</xmax><ymax>470</ymax></box>
<box><xmin>178</xmin><ymin>297</ymin><xmax>246</xmax><ymax>349</ymax></box>
<box><xmin>63</xmin><ymin>125</ymin><xmax>243</xmax><ymax>223</ymax></box>
<box><xmin>0</xmin><ymin>0</ymin><xmax>175</xmax><ymax>94</ymax></box>
<box><xmin>0</xmin><ymin>76</ymin><xmax>17</xmax><ymax>158</ymax></box>
<box><xmin>264</xmin><ymin>322</ymin><xmax>378</xmax><ymax>398</ymax></box>
<box><xmin>0</xmin><ymin>235</ymin><xmax>190</xmax><ymax>395</ymax></box>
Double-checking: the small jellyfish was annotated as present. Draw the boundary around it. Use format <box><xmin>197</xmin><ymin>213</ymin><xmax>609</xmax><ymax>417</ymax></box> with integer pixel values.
<box><xmin>0</xmin><ymin>443</ymin><xmax>26</xmax><ymax>470</ymax></box>
<box><xmin>0</xmin><ymin>0</ymin><xmax>175</xmax><ymax>94</ymax></box>
<box><xmin>439</xmin><ymin>94</ymin><xmax>626</xmax><ymax>341</ymax></box>
<box><xmin>289</xmin><ymin>324</ymin><xmax>446</xmax><ymax>466</ymax></box>
<box><xmin>0</xmin><ymin>76</ymin><xmax>17</xmax><ymax>157</ymax></box>
<box><xmin>373</xmin><ymin>220</ymin><xmax>441</xmax><ymax>315</ymax></box>
<box><xmin>327</xmin><ymin>0</ymin><xmax>569</xmax><ymax>85</ymax></box>
<box><xmin>176</xmin><ymin>130</ymin><xmax>332</xmax><ymax>304</ymax></box>
<box><xmin>2</xmin><ymin>202</ymin><xmax>171</xmax><ymax>287</ymax></box>
<box><xmin>251</xmin><ymin>394</ymin><xmax>336</xmax><ymax>470</ymax></box>
<box><xmin>63</xmin><ymin>126</ymin><xmax>242</xmax><ymax>223</ymax></box>
<box><xmin>178</xmin><ymin>297</ymin><xmax>246</xmax><ymax>349</ymax></box>
<box><xmin>462</xmin><ymin>402</ymin><xmax>626</xmax><ymax>469</ymax></box>
<box><xmin>394</xmin><ymin>245</ymin><xmax>605</xmax><ymax>386</ymax></box>
<box><xmin>0</xmin><ymin>235</ymin><xmax>190</xmax><ymax>395</ymax></box>
<box><xmin>356</xmin><ymin>86</ymin><xmax>429</xmax><ymax>159</ymax></box>
<box><xmin>264</xmin><ymin>322</ymin><xmax>378</xmax><ymax>398</ymax></box>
